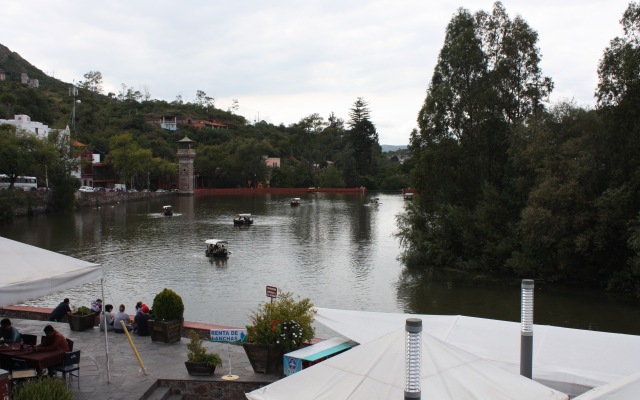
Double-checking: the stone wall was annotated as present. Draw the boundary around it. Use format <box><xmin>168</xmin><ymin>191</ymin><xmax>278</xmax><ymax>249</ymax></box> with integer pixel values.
<box><xmin>74</xmin><ymin>190</ymin><xmax>176</xmax><ymax>208</ymax></box>
<box><xmin>157</xmin><ymin>379</ymin><xmax>268</xmax><ymax>400</ymax></box>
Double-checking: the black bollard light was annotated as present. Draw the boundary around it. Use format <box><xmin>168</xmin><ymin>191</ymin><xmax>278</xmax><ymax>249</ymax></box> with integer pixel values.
<box><xmin>520</xmin><ymin>279</ymin><xmax>534</xmax><ymax>379</ymax></box>
<box><xmin>405</xmin><ymin>318</ymin><xmax>422</xmax><ymax>399</ymax></box>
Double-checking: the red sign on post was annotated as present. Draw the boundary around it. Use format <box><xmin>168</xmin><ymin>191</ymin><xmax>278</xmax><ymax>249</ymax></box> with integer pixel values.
<box><xmin>266</xmin><ymin>285</ymin><xmax>278</xmax><ymax>299</ymax></box>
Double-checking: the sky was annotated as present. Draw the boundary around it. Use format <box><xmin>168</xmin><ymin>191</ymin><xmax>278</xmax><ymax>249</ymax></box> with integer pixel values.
<box><xmin>1</xmin><ymin>1</ymin><xmax>633</xmax><ymax>145</ymax></box>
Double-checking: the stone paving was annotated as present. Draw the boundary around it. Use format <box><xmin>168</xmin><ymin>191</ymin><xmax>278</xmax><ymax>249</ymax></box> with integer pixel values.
<box><xmin>8</xmin><ymin>318</ymin><xmax>278</xmax><ymax>400</ymax></box>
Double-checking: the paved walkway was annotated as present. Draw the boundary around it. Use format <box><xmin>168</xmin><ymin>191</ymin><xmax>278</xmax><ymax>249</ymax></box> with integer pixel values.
<box><xmin>8</xmin><ymin>318</ymin><xmax>278</xmax><ymax>400</ymax></box>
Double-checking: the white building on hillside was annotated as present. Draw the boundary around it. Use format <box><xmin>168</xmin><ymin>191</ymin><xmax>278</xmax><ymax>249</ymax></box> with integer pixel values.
<box><xmin>0</xmin><ymin>114</ymin><xmax>52</xmax><ymax>139</ymax></box>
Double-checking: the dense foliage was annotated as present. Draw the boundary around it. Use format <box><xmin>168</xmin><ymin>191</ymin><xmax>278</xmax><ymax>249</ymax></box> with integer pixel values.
<box><xmin>12</xmin><ymin>377</ymin><xmax>73</xmax><ymax>400</ymax></box>
<box><xmin>0</xmin><ymin>43</ymin><xmax>409</xmax><ymax>191</ymax></box>
<box><xmin>398</xmin><ymin>1</ymin><xmax>640</xmax><ymax>297</ymax></box>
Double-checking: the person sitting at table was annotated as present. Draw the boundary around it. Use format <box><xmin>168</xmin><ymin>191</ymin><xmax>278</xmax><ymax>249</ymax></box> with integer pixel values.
<box><xmin>0</xmin><ymin>318</ymin><xmax>21</xmax><ymax>344</ymax></box>
<box><xmin>99</xmin><ymin>304</ymin><xmax>115</xmax><ymax>332</ymax></box>
<box><xmin>114</xmin><ymin>304</ymin><xmax>133</xmax><ymax>333</ymax></box>
<box><xmin>134</xmin><ymin>304</ymin><xmax>151</xmax><ymax>336</ymax></box>
<box><xmin>49</xmin><ymin>298</ymin><xmax>71</xmax><ymax>322</ymax></box>
<box><xmin>36</xmin><ymin>325</ymin><xmax>70</xmax><ymax>352</ymax></box>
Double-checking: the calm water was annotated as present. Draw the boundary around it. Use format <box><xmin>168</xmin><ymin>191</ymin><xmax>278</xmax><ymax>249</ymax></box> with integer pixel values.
<box><xmin>1</xmin><ymin>192</ymin><xmax>640</xmax><ymax>336</ymax></box>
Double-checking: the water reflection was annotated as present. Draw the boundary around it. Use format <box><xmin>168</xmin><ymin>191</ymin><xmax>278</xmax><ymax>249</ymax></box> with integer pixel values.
<box><xmin>1</xmin><ymin>193</ymin><xmax>639</xmax><ymax>336</ymax></box>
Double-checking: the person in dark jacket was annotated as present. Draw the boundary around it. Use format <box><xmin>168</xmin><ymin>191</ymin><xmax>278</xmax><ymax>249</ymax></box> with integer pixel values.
<box><xmin>49</xmin><ymin>298</ymin><xmax>71</xmax><ymax>322</ymax></box>
<box><xmin>134</xmin><ymin>304</ymin><xmax>151</xmax><ymax>336</ymax></box>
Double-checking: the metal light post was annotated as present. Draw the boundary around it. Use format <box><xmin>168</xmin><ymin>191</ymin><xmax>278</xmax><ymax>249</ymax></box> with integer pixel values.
<box><xmin>520</xmin><ymin>279</ymin><xmax>534</xmax><ymax>379</ymax></box>
<box><xmin>405</xmin><ymin>318</ymin><xmax>422</xmax><ymax>399</ymax></box>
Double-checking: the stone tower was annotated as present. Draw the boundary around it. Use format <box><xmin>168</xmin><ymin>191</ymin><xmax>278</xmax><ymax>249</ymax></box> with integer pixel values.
<box><xmin>177</xmin><ymin>136</ymin><xmax>195</xmax><ymax>195</ymax></box>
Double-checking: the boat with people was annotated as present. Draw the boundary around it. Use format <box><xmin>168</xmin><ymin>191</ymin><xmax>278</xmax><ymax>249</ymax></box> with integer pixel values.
<box><xmin>290</xmin><ymin>197</ymin><xmax>301</xmax><ymax>206</ymax></box>
<box><xmin>163</xmin><ymin>205</ymin><xmax>173</xmax><ymax>216</ymax></box>
<box><xmin>233</xmin><ymin>213</ymin><xmax>254</xmax><ymax>225</ymax></box>
<box><xmin>403</xmin><ymin>192</ymin><xmax>414</xmax><ymax>201</ymax></box>
<box><xmin>369</xmin><ymin>197</ymin><xmax>380</xmax><ymax>205</ymax></box>
<box><xmin>205</xmin><ymin>239</ymin><xmax>229</xmax><ymax>258</ymax></box>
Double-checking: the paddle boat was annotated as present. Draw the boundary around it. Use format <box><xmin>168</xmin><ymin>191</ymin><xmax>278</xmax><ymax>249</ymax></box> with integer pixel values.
<box><xmin>403</xmin><ymin>192</ymin><xmax>414</xmax><ymax>201</ymax></box>
<box><xmin>205</xmin><ymin>239</ymin><xmax>229</xmax><ymax>258</ymax></box>
<box><xmin>369</xmin><ymin>197</ymin><xmax>380</xmax><ymax>205</ymax></box>
<box><xmin>290</xmin><ymin>197</ymin><xmax>301</xmax><ymax>206</ymax></box>
<box><xmin>233</xmin><ymin>213</ymin><xmax>254</xmax><ymax>225</ymax></box>
<box><xmin>163</xmin><ymin>205</ymin><xmax>173</xmax><ymax>216</ymax></box>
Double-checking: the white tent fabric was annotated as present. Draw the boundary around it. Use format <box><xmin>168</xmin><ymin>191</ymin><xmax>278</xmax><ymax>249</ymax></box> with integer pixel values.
<box><xmin>0</xmin><ymin>236</ymin><xmax>103</xmax><ymax>307</ymax></box>
<box><xmin>247</xmin><ymin>327</ymin><xmax>568</xmax><ymax>400</ymax></box>
<box><xmin>573</xmin><ymin>372</ymin><xmax>640</xmax><ymax>399</ymax></box>
<box><xmin>314</xmin><ymin>308</ymin><xmax>640</xmax><ymax>397</ymax></box>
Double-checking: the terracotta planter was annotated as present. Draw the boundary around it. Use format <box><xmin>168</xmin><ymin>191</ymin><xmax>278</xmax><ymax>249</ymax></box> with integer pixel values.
<box><xmin>148</xmin><ymin>319</ymin><xmax>183</xmax><ymax>343</ymax></box>
<box><xmin>242</xmin><ymin>343</ymin><xmax>282</xmax><ymax>374</ymax></box>
<box><xmin>184</xmin><ymin>361</ymin><xmax>216</xmax><ymax>376</ymax></box>
<box><xmin>68</xmin><ymin>313</ymin><xmax>96</xmax><ymax>331</ymax></box>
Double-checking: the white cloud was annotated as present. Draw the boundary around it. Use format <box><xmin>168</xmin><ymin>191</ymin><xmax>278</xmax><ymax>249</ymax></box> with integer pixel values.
<box><xmin>1</xmin><ymin>0</ymin><xmax>632</xmax><ymax>144</ymax></box>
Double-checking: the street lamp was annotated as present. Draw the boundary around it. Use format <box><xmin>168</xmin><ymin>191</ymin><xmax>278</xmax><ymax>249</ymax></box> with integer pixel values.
<box><xmin>520</xmin><ymin>279</ymin><xmax>534</xmax><ymax>379</ymax></box>
<box><xmin>405</xmin><ymin>318</ymin><xmax>422</xmax><ymax>399</ymax></box>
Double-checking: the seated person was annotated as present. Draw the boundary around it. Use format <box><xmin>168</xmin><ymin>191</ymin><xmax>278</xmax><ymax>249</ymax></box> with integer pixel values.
<box><xmin>99</xmin><ymin>304</ymin><xmax>115</xmax><ymax>332</ymax></box>
<box><xmin>134</xmin><ymin>304</ymin><xmax>151</xmax><ymax>336</ymax></box>
<box><xmin>114</xmin><ymin>304</ymin><xmax>133</xmax><ymax>333</ymax></box>
<box><xmin>49</xmin><ymin>298</ymin><xmax>71</xmax><ymax>322</ymax></box>
<box><xmin>36</xmin><ymin>325</ymin><xmax>70</xmax><ymax>352</ymax></box>
<box><xmin>91</xmin><ymin>298</ymin><xmax>103</xmax><ymax>314</ymax></box>
<box><xmin>0</xmin><ymin>318</ymin><xmax>21</xmax><ymax>344</ymax></box>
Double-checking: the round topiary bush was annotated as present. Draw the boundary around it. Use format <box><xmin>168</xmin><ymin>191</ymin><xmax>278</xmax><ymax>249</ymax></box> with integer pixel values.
<box><xmin>151</xmin><ymin>288</ymin><xmax>184</xmax><ymax>321</ymax></box>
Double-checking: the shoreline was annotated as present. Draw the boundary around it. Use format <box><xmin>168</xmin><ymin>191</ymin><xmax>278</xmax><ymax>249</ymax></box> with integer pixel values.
<box><xmin>0</xmin><ymin>305</ymin><xmax>238</xmax><ymax>340</ymax></box>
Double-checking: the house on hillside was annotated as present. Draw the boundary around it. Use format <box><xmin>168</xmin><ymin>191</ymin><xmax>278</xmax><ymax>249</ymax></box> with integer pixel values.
<box><xmin>264</xmin><ymin>157</ymin><xmax>280</xmax><ymax>168</ymax></box>
<box><xmin>20</xmin><ymin>72</ymin><xmax>39</xmax><ymax>88</ymax></box>
<box><xmin>160</xmin><ymin>116</ymin><xmax>177</xmax><ymax>131</ymax></box>
<box><xmin>192</xmin><ymin>119</ymin><xmax>228</xmax><ymax>130</ymax></box>
<box><xmin>0</xmin><ymin>114</ymin><xmax>50</xmax><ymax>139</ymax></box>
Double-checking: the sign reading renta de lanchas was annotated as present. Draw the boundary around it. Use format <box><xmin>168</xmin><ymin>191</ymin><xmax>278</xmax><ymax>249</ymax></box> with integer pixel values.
<box><xmin>210</xmin><ymin>328</ymin><xmax>247</xmax><ymax>342</ymax></box>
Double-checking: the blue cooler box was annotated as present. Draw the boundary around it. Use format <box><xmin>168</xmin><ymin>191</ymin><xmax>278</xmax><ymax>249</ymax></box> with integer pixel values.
<box><xmin>283</xmin><ymin>337</ymin><xmax>358</xmax><ymax>376</ymax></box>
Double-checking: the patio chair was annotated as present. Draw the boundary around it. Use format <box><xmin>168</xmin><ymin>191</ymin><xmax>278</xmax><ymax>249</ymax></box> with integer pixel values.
<box><xmin>66</xmin><ymin>338</ymin><xmax>74</xmax><ymax>351</ymax></box>
<box><xmin>21</xmin><ymin>334</ymin><xmax>37</xmax><ymax>346</ymax></box>
<box><xmin>53</xmin><ymin>350</ymin><xmax>80</xmax><ymax>389</ymax></box>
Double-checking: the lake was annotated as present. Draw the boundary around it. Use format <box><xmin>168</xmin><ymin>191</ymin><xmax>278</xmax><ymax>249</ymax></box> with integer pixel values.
<box><xmin>1</xmin><ymin>191</ymin><xmax>640</xmax><ymax>336</ymax></box>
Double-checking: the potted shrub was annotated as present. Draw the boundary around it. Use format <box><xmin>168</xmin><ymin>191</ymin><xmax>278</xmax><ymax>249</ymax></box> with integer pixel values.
<box><xmin>148</xmin><ymin>288</ymin><xmax>184</xmax><ymax>343</ymax></box>
<box><xmin>184</xmin><ymin>330</ymin><xmax>222</xmax><ymax>376</ymax></box>
<box><xmin>243</xmin><ymin>291</ymin><xmax>316</xmax><ymax>374</ymax></box>
<box><xmin>68</xmin><ymin>305</ymin><xmax>95</xmax><ymax>331</ymax></box>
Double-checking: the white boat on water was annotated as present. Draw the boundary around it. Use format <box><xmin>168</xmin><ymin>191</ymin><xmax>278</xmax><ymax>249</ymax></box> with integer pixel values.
<box><xmin>205</xmin><ymin>239</ymin><xmax>228</xmax><ymax>258</ymax></box>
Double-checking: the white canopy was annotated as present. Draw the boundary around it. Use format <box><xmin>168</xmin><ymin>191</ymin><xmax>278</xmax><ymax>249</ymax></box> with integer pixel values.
<box><xmin>0</xmin><ymin>236</ymin><xmax>103</xmax><ymax>307</ymax></box>
<box><xmin>574</xmin><ymin>372</ymin><xmax>640</xmax><ymax>399</ymax></box>
<box><xmin>314</xmin><ymin>308</ymin><xmax>640</xmax><ymax>397</ymax></box>
<box><xmin>247</xmin><ymin>327</ymin><xmax>568</xmax><ymax>400</ymax></box>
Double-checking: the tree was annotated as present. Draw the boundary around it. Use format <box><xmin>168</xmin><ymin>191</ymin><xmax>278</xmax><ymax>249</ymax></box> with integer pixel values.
<box><xmin>346</xmin><ymin>98</ymin><xmax>380</xmax><ymax>183</ymax></box>
<box><xmin>0</xmin><ymin>125</ymin><xmax>51</xmax><ymax>188</ymax></box>
<box><xmin>106</xmin><ymin>132</ymin><xmax>154</xmax><ymax>189</ymax></box>
<box><xmin>78</xmin><ymin>71</ymin><xmax>103</xmax><ymax>94</ymax></box>
<box><xmin>401</xmin><ymin>2</ymin><xmax>552</xmax><ymax>271</ymax></box>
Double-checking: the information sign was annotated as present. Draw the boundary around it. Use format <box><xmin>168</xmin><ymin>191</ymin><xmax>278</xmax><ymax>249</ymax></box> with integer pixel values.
<box><xmin>266</xmin><ymin>285</ymin><xmax>278</xmax><ymax>298</ymax></box>
<box><xmin>210</xmin><ymin>328</ymin><xmax>247</xmax><ymax>343</ymax></box>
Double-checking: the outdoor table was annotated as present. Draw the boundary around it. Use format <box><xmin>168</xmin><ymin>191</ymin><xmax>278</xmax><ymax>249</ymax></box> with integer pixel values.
<box><xmin>0</xmin><ymin>343</ymin><xmax>65</xmax><ymax>371</ymax></box>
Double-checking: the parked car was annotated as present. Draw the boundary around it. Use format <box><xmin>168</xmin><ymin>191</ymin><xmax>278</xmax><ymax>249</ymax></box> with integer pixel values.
<box><xmin>78</xmin><ymin>186</ymin><xmax>94</xmax><ymax>192</ymax></box>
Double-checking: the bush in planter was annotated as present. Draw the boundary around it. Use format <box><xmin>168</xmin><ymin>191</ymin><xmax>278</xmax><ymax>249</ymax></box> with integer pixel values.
<box><xmin>73</xmin><ymin>305</ymin><xmax>93</xmax><ymax>316</ymax></box>
<box><xmin>149</xmin><ymin>288</ymin><xmax>184</xmax><ymax>343</ymax></box>
<box><xmin>186</xmin><ymin>330</ymin><xmax>222</xmax><ymax>367</ymax></box>
<box><xmin>151</xmin><ymin>288</ymin><xmax>184</xmax><ymax>321</ymax></box>
<box><xmin>12</xmin><ymin>376</ymin><xmax>73</xmax><ymax>400</ymax></box>
<box><xmin>246</xmin><ymin>291</ymin><xmax>316</xmax><ymax>353</ymax></box>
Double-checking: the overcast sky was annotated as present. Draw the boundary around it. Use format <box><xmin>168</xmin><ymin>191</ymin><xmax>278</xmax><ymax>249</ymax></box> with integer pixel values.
<box><xmin>1</xmin><ymin>1</ymin><xmax>632</xmax><ymax>145</ymax></box>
